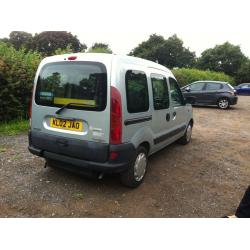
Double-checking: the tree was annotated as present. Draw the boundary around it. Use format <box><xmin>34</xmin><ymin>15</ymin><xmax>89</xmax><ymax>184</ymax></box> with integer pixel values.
<box><xmin>30</xmin><ymin>31</ymin><xmax>87</xmax><ymax>56</ymax></box>
<box><xmin>9</xmin><ymin>31</ymin><xmax>33</xmax><ymax>50</ymax></box>
<box><xmin>157</xmin><ymin>35</ymin><xmax>196</xmax><ymax>68</ymax></box>
<box><xmin>235</xmin><ymin>59</ymin><xmax>250</xmax><ymax>83</ymax></box>
<box><xmin>0</xmin><ymin>31</ymin><xmax>33</xmax><ymax>50</ymax></box>
<box><xmin>129</xmin><ymin>34</ymin><xmax>165</xmax><ymax>62</ymax></box>
<box><xmin>88</xmin><ymin>43</ymin><xmax>112</xmax><ymax>53</ymax></box>
<box><xmin>197</xmin><ymin>42</ymin><xmax>247</xmax><ymax>76</ymax></box>
<box><xmin>129</xmin><ymin>34</ymin><xmax>196</xmax><ymax>68</ymax></box>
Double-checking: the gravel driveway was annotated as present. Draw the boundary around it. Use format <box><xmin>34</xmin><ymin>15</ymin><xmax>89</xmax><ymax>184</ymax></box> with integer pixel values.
<box><xmin>0</xmin><ymin>96</ymin><xmax>250</xmax><ymax>217</ymax></box>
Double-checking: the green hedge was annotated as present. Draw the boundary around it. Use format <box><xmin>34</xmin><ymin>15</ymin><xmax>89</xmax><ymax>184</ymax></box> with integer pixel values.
<box><xmin>0</xmin><ymin>42</ymin><xmax>41</xmax><ymax>121</ymax></box>
<box><xmin>172</xmin><ymin>68</ymin><xmax>235</xmax><ymax>87</ymax></box>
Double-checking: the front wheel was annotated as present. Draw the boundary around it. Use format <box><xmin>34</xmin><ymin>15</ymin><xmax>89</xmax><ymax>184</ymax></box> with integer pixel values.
<box><xmin>217</xmin><ymin>98</ymin><xmax>230</xmax><ymax>109</ymax></box>
<box><xmin>178</xmin><ymin>122</ymin><xmax>192</xmax><ymax>145</ymax></box>
<box><xmin>120</xmin><ymin>146</ymin><xmax>148</xmax><ymax>188</ymax></box>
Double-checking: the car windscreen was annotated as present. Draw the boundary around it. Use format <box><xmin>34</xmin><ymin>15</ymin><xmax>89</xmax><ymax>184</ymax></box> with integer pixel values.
<box><xmin>35</xmin><ymin>61</ymin><xmax>107</xmax><ymax>111</ymax></box>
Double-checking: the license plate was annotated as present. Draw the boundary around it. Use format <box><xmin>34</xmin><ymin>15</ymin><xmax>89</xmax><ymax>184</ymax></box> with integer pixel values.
<box><xmin>50</xmin><ymin>118</ymin><xmax>83</xmax><ymax>132</ymax></box>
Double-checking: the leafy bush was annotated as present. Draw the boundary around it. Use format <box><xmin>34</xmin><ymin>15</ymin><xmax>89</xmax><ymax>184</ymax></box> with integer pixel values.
<box><xmin>172</xmin><ymin>68</ymin><xmax>235</xmax><ymax>87</ymax></box>
<box><xmin>0</xmin><ymin>42</ymin><xmax>41</xmax><ymax>121</ymax></box>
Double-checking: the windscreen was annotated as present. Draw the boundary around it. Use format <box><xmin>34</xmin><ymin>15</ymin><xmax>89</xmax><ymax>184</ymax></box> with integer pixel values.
<box><xmin>35</xmin><ymin>62</ymin><xmax>107</xmax><ymax>111</ymax></box>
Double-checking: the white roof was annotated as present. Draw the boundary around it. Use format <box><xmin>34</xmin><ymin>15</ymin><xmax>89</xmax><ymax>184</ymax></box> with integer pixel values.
<box><xmin>41</xmin><ymin>53</ymin><xmax>172</xmax><ymax>75</ymax></box>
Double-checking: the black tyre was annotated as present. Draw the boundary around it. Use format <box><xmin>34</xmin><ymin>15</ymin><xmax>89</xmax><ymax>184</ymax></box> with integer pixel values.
<box><xmin>217</xmin><ymin>97</ymin><xmax>230</xmax><ymax>109</ymax></box>
<box><xmin>178</xmin><ymin>122</ymin><xmax>193</xmax><ymax>145</ymax></box>
<box><xmin>120</xmin><ymin>146</ymin><xmax>148</xmax><ymax>188</ymax></box>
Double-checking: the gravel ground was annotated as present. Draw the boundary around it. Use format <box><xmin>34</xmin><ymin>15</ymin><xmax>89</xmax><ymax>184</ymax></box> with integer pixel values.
<box><xmin>0</xmin><ymin>96</ymin><xmax>250</xmax><ymax>218</ymax></box>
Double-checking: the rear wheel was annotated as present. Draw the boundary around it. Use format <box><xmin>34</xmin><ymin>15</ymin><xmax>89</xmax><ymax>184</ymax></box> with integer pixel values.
<box><xmin>120</xmin><ymin>146</ymin><xmax>148</xmax><ymax>188</ymax></box>
<box><xmin>217</xmin><ymin>98</ymin><xmax>230</xmax><ymax>109</ymax></box>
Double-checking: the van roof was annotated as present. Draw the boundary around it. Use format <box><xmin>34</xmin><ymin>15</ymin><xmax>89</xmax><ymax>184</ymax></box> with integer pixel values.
<box><xmin>41</xmin><ymin>53</ymin><xmax>172</xmax><ymax>75</ymax></box>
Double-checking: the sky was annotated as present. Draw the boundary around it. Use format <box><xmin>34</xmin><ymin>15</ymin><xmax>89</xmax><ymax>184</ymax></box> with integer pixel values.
<box><xmin>1</xmin><ymin>0</ymin><xmax>250</xmax><ymax>57</ymax></box>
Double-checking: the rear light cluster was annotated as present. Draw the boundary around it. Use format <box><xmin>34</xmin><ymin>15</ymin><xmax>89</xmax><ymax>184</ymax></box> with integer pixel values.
<box><xmin>229</xmin><ymin>91</ymin><xmax>237</xmax><ymax>96</ymax></box>
<box><xmin>110</xmin><ymin>86</ymin><xmax>122</xmax><ymax>145</ymax></box>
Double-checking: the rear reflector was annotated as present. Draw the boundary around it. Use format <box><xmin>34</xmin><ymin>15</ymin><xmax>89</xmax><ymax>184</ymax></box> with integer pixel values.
<box><xmin>68</xmin><ymin>56</ymin><xmax>77</xmax><ymax>60</ymax></box>
<box><xmin>110</xmin><ymin>86</ymin><xmax>122</xmax><ymax>144</ymax></box>
<box><xmin>109</xmin><ymin>151</ymin><xmax>119</xmax><ymax>161</ymax></box>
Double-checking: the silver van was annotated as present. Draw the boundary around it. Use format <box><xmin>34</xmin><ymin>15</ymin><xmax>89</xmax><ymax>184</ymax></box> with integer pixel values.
<box><xmin>28</xmin><ymin>53</ymin><xmax>193</xmax><ymax>187</ymax></box>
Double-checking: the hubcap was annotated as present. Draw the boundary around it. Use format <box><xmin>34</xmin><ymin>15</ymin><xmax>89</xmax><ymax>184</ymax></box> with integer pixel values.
<box><xmin>186</xmin><ymin>124</ymin><xmax>192</xmax><ymax>142</ymax></box>
<box><xmin>134</xmin><ymin>153</ymin><xmax>147</xmax><ymax>182</ymax></box>
<box><xmin>219</xmin><ymin>99</ymin><xmax>228</xmax><ymax>109</ymax></box>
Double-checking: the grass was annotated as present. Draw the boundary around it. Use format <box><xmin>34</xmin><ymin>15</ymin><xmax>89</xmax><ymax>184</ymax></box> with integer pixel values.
<box><xmin>0</xmin><ymin>119</ymin><xmax>29</xmax><ymax>136</ymax></box>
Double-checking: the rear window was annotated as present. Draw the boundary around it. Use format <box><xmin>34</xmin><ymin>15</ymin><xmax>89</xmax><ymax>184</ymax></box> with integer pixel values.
<box><xmin>125</xmin><ymin>70</ymin><xmax>149</xmax><ymax>113</ymax></box>
<box><xmin>35</xmin><ymin>62</ymin><xmax>107</xmax><ymax>111</ymax></box>
<box><xmin>205</xmin><ymin>82</ymin><xmax>222</xmax><ymax>90</ymax></box>
<box><xmin>151</xmin><ymin>74</ymin><xmax>169</xmax><ymax>110</ymax></box>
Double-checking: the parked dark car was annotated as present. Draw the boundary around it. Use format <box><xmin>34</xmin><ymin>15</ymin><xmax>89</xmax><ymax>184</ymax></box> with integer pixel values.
<box><xmin>235</xmin><ymin>83</ymin><xmax>250</xmax><ymax>95</ymax></box>
<box><xmin>181</xmin><ymin>81</ymin><xmax>238</xmax><ymax>109</ymax></box>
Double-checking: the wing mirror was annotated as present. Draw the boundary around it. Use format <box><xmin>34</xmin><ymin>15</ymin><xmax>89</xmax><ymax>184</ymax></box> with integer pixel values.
<box><xmin>185</xmin><ymin>97</ymin><xmax>195</xmax><ymax>105</ymax></box>
<box><xmin>185</xmin><ymin>86</ymin><xmax>191</xmax><ymax>92</ymax></box>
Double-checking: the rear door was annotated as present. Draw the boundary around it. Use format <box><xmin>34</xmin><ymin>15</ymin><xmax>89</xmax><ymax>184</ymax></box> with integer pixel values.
<box><xmin>150</xmin><ymin>72</ymin><xmax>173</xmax><ymax>151</ymax></box>
<box><xmin>203</xmin><ymin>82</ymin><xmax>223</xmax><ymax>104</ymax></box>
<box><xmin>120</xmin><ymin>65</ymin><xmax>152</xmax><ymax>144</ymax></box>
<box><xmin>32</xmin><ymin>60</ymin><xmax>110</xmax><ymax>144</ymax></box>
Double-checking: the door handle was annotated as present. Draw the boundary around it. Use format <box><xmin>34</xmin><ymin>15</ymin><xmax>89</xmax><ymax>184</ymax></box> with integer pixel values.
<box><xmin>166</xmin><ymin>113</ymin><xmax>170</xmax><ymax>122</ymax></box>
<box><xmin>172</xmin><ymin>111</ymin><xmax>177</xmax><ymax>120</ymax></box>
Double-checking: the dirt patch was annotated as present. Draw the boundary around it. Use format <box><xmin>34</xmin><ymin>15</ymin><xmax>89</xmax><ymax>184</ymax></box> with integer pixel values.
<box><xmin>0</xmin><ymin>96</ymin><xmax>250</xmax><ymax>217</ymax></box>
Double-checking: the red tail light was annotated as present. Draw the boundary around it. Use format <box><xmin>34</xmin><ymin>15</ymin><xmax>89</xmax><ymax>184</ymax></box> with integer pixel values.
<box><xmin>110</xmin><ymin>86</ymin><xmax>122</xmax><ymax>144</ymax></box>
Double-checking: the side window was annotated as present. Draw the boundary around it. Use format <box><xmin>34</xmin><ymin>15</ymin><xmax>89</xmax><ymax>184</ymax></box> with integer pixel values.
<box><xmin>189</xmin><ymin>82</ymin><xmax>205</xmax><ymax>91</ymax></box>
<box><xmin>242</xmin><ymin>84</ymin><xmax>250</xmax><ymax>88</ymax></box>
<box><xmin>125</xmin><ymin>70</ymin><xmax>149</xmax><ymax>113</ymax></box>
<box><xmin>169</xmin><ymin>78</ymin><xmax>184</xmax><ymax>106</ymax></box>
<box><xmin>151</xmin><ymin>74</ymin><xmax>169</xmax><ymax>110</ymax></box>
<box><xmin>205</xmin><ymin>82</ymin><xmax>222</xmax><ymax>90</ymax></box>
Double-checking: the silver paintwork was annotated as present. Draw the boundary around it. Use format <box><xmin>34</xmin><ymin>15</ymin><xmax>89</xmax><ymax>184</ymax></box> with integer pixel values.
<box><xmin>31</xmin><ymin>53</ymin><xmax>193</xmax><ymax>158</ymax></box>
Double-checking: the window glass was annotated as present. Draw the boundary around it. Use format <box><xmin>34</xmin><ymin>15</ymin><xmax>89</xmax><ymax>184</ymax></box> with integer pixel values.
<box><xmin>151</xmin><ymin>74</ymin><xmax>169</xmax><ymax>110</ymax></box>
<box><xmin>189</xmin><ymin>82</ymin><xmax>205</xmax><ymax>91</ymax></box>
<box><xmin>35</xmin><ymin>62</ymin><xmax>107</xmax><ymax>111</ymax></box>
<box><xmin>205</xmin><ymin>82</ymin><xmax>222</xmax><ymax>90</ymax></box>
<box><xmin>169</xmin><ymin>78</ymin><xmax>184</xmax><ymax>106</ymax></box>
<box><xmin>125</xmin><ymin>70</ymin><xmax>149</xmax><ymax>113</ymax></box>
<box><xmin>242</xmin><ymin>84</ymin><xmax>250</xmax><ymax>88</ymax></box>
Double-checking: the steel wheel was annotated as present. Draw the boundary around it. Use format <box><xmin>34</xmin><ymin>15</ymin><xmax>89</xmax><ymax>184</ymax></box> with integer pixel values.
<box><xmin>186</xmin><ymin>124</ymin><xmax>192</xmax><ymax>142</ymax></box>
<box><xmin>134</xmin><ymin>152</ymin><xmax>147</xmax><ymax>182</ymax></box>
<box><xmin>120</xmin><ymin>146</ymin><xmax>148</xmax><ymax>188</ymax></box>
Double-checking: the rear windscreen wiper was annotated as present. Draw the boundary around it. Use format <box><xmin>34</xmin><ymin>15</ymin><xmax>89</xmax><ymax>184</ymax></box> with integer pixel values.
<box><xmin>55</xmin><ymin>102</ymin><xmax>96</xmax><ymax>115</ymax></box>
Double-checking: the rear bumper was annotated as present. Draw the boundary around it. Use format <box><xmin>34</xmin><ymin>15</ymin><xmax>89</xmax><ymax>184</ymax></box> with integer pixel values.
<box><xmin>229</xmin><ymin>96</ymin><xmax>238</xmax><ymax>105</ymax></box>
<box><xmin>28</xmin><ymin>131</ymin><xmax>136</xmax><ymax>173</ymax></box>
